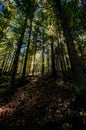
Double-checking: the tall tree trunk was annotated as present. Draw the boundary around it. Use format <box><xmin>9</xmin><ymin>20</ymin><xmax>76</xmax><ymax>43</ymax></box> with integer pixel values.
<box><xmin>32</xmin><ymin>29</ymin><xmax>38</xmax><ymax>75</ymax></box>
<box><xmin>57</xmin><ymin>31</ymin><xmax>66</xmax><ymax>76</ymax></box>
<box><xmin>47</xmin><ymin>47</ymin><xmax>50</xmax><ymax>74</ymax></box>
<box><xmin>32</xmin><ymin>39</ymin><xmax>37</xmax><ymax>75</ymax></box>
<box><xmin>9</xmin><ymin>51</ymin><xmax>16</xmax><ymax>75</ymax></box>
<box><xmin>9</xmin><ymin>13</ymin><xmax>28</xmax><ymax>87</ymax></box>
<box><xmin>60</xmin><ymin>43</ymin><xmax>66</xmax><ymax>72</ymax></box>
<box><xmin>1</xmin><ymin>54</ymin><xmax>7</xmax><ymax>69</ymax></box>
<box><xmin>54</xmin><ymin>0</ymin><xmax>85</xmax><ymax>88</ymax></box>
<box><xmin>3</xmin><ymin>53</ymin><xmax>13</xmax><ymax>74</ymax></box>
<box><xmin>27</xmin><ymin>56</ymin><xmax>32</xmax><ymax>74</ymax></box>
<box><xmin>51</xmin><ymin>39</ymin><xmax>56</xmax><ymax>78</ymax></box>
<box><xmin>22</xmin><ymin>18</ymin><xmax>33</xmax><ymax>78</ymax></box>
<box><xmin>32</xmin><ymin>49</ymin><xmax>36</xmax><ymax>76</ymax></box>
<box><xmin>2</xmin><ymin>52</ymin><xmax>10</xmax><ymax>74</ymax></box>
<box><xmin>0</xmin><ymin>53</ymin><xmax>7</xmax><ymax>75</ymax></box>
<box><xmin>42</xmin><ymin>30</ymin><xmax>45</xmax><ymax>75</ymax></box>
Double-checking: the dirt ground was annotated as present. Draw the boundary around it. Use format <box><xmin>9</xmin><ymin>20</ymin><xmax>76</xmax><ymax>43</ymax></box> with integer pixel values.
<box><xmin>0</xmin><ymin>75</ymin><xmax>86</xmax><ymax>130</ymax></box>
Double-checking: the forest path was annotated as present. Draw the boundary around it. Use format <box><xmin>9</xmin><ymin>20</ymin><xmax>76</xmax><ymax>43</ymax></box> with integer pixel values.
<box><xmin>0</xmin><ymin>75</ymin><xmax>86</xmax><ymax>130</ymax></box>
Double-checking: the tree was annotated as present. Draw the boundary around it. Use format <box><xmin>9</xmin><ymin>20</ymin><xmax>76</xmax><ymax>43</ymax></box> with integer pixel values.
<box><xmin>42</xmin><ymin>29</ymin><xmax>45</xmax><ymax>75</ymax></box>
<box><xmin>22</xmin><ymin>17</ymin><xmax>33</xmax><ymax>78</ymax></box>
<box><xmin>51</xmin><ymin>38</ymin><xmax>56</xmax><ymax>78</ymax></box>
<box><xmin>9</xmin><ymin>12</ymin><xmax>28</xmax><ymax>87</ymax></box>
<box><xmin>9</xmin><ymin>0</ymin><xmax>37</xmax><ymax>87</ymax></box>
<box><xmin>52</xmin><ymin>0</ymin><xmax>85</xmax><ymax>89</ymax></box>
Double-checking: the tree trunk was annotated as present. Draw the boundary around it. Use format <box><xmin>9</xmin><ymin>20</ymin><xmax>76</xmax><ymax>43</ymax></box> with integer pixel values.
<box><xmin>27</xmin><ymin>56</ymin><xmax>32</xmax><ymax>74</ymax></box>
<box><xmin>22</xmin><ymin>18</ymin><xmax>33</xmax><ymax>78</ymax></box>
<box><xmin>54</xmin><ymin>0</ymin><xmax>85</xmax><ymax>88</ymax></box>
<box><xmin>2</xmin><ymin>52</ymin><xmax>10</xmax><ymax>74</ymax></box>
<box><xmin>9</xmin><ymin>51</ymin><xmax>16</xmax><ymax>75</ymax></box>
<box><xmin>1</xmin><ymin>54</ymin><xmax>7</xmax><ymax>69</ymax></box>
<box><xmin>32</xmin><ymin>36</ymin><xmax>37</xmax><ymax>75</ymax></box>
<box><xmin>51</xmin><ymin>39</ymin><xmax>56</xmax><ymax>78</ymax></box>
<box><xmin>9</xmin><ymin>13</ymin><xmax>28</xmax><ymax>87</ymax></box>
<box><xmin>42</xmin><ymin>30</ymin><xmax>45</xmax><ymax>75</ymax></box>
<box><xmin>47</xmin><ymin>47</ymin><xmax>50</xmax><ymax>74</ymax></box>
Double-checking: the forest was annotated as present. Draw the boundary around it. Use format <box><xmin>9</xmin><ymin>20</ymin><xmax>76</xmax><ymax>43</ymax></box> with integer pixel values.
<box><xmin>0</xmin><ymin>0</ymin><xmax>86</xmax><ymax>129</ymax></box>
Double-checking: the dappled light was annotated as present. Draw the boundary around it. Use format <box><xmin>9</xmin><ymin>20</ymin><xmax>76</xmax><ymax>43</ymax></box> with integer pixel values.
<box><xmin>0</xmin><ymin>0</ymin><xmax>86</xmax><ymax>130</ymax></box>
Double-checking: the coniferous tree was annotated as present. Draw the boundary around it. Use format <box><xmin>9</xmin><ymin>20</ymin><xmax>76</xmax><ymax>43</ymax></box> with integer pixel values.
<box><xmin>53</xmin><ymin>0</ymin><xmax>85</xmax><ymax>88</ymax></box>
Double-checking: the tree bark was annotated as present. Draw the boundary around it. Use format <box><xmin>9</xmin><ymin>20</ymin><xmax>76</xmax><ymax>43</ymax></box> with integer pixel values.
<box><xmin>42</xmin><ymin>30</ymin><xmax>45</xmax><ymax>75</ymax></box>
<box><xmin>51</xmin><ymin>39</ymin><xmax>56</xmax><ymax>78</ymax></box>
<box><xmin>9</xmin><ymin>13</ymin><xmax>28</xmax><ymax>87</ymax></box>
<box><xmin>32</xmin><ymin>34</ymin><xmax>37</xmax><ymax>75</ymax></box>
<box><xmin>54</xmin><ymin>0</ymin><xmax>85</xmax><ymax>87</ymax></box>
<box><xmin>2</xmin><ymin>52</ymin><xmax>10</xmax><ymax>74</ymax></box>
<box><xmin>22</xmin><ymin>18</ymin><xmax>33</xmax><ymax>78</ymax></box>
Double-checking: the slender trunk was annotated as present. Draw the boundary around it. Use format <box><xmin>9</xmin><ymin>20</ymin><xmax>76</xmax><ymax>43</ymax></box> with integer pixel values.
<box><xmin>32</xmin><ymin>31</ymin><xmax>38</xmax><ymax>75</ymax></box>
<box><xmin>51</xmin><ymin>39</ymin><xmax>56</xmax><ymax>78</ymax></box>
<box><xmin>56</xmin><ymin>31</ymin><xmax>64</xmax><ymax>75</ymax></box>
<box><xmin>42</xmin><ymin>30</ymin><xmax>45</xmax><ymax>75</ymax></box>
<box><xmin>19</xmin><ymin>57</ymin><xmax>24</xmax><ymax>75</ymax></box>
<box><xmin>1</xmin><ymin>54</ymin><xmax>7</xmax><ymax>68</ymax></box>
<box><xmin>22</xmin><ymin>18</ymin><xmax>33</xmax><ymax>78</ymax></box>
<box><xmin>77</xmin><ymin>42</ymin><xmax>84</xmax><ymax>63</ymax></box>
<box><xmin>54</xmin><ymin>0</ymin><xmax>85</xmax><ymax>87</ymax></box>
<box><xmin>27</xmin><ymin>56</ymin><xmax>32</xmax><ymax>74</ymax></box>
<box><xmin>2</xmin><ymin>52</ymin><xmax>10</xmax><ymax>74</ymax></box>
<box><xmin>60</xmin><ymin>57</ymin><xmax>64</xmax><ymax>76</ymax></box>
<box><xmin>32</xmin><ymin>42</ymin><xmax>36</xmax><ymax>75</ymax></box>
<box><xmin>60</xmin><ymin>43</ymin><xmax>66</xmax><ymax>72</ymax></box>
<box><xmin>0</xmin><ymin>57</ymin><xmax>6</xmax><ymax>75</ymax></box>
<box><xmin>9</xmin><ymin>13</ymin><xmax>28</xmax><ymax>87</ymax></box>
<box><xmin>47</xmin><ymin>48</ymin><xmax>50</xmax><ymax>74</ymax></box>
<box><xmin>4</xmin><ymin>54</ymin><xmax>12</xmax><ymax>73</ymax></box>
<box><xmin>9</xmin><ymin>51</ymin><xmax>16</xmax><ymax>75</ymax></box>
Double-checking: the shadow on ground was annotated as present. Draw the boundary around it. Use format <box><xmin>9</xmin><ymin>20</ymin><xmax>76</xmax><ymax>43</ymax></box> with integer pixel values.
<box><xmin>0</xmin><ymin>75</ymin><xmax>86</xmax><ymax>130</ymax></box>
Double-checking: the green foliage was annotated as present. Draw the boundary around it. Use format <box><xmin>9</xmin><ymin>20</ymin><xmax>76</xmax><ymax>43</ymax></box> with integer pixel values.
<box><xmin>0</xmin><ymin>0</ymin><xmax>85</xmax><ymax>89</ymax></box>
<box><xmin>14</xmin><ymin>0</ymin><xmax>37</xmax><ymax>18</ymax></box>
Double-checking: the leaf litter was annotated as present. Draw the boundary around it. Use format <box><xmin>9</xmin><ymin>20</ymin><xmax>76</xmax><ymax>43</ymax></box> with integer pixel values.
<box><xmin>0</xmin><ymin>75</ymin><xmax>86</xmax><ymax>130</ymax></box>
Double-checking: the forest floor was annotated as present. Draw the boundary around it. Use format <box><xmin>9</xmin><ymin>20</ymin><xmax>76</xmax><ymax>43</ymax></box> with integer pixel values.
<box><xmin>0</xmin><ymin>75</ymin><xmax>86</xmax><ymax>130</ymax></box>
